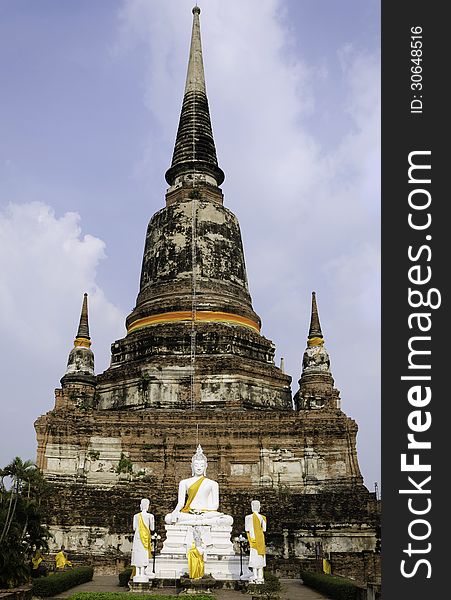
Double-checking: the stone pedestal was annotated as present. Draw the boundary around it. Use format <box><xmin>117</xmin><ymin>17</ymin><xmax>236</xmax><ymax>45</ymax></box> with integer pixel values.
<box><xmin>154</xmin><ymin>554</ymin><xmax>251</xmax><ymax>580</ymax></box>
<box><xmin>156</xmin><ymin>523</ymin><xmax>251</xmax><ymax>580</ymax></box>
<box><xmin>161</xmin><ymin>524</ymin><xmax>234</xmax><ymax>556</ymax></box>
<box><xmin>180</xmin><ymin>574</ymin><xmax>216</xmax><ymax>594</ymax></box>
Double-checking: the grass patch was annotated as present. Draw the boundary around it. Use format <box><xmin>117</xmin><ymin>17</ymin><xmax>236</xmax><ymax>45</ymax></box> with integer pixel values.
<box><xmin>32</xmin><ymin>566</ymin><xmax>94</xmax><ymax>597</ymax></box>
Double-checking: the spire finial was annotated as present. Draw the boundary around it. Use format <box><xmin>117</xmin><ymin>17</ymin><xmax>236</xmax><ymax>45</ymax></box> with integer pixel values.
<box><xmin>185</xmin><ymin>5</ymin><xmax>205</xmax><ymax>94</ymax></box>
<box><xmin>308</xmin><ymin>291</ymin><xmax>323</xmax><ymax>345</ymax></box>
<box><xmin>74</xmin><ymin>293</ymin><xmax>91</xmax><ymax>348</ymax></box>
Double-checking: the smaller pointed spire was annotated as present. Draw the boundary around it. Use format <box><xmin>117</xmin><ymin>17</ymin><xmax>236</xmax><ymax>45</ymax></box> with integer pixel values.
<box><xmin>62</xmin><ymin>292</ymin><xmax>95</xmax><ymax>383</ymax></box>
<box><xmin>294</xmin><ymin>291</ymin><xmax>334</xmax><ymax>410</ymax></box>
<box><xmin>302</xmin><ymin>291</ymin><xmax>330</xmax><ymax>374</ymax></box>
<box><xmin>307</xmin><ymin>291</ymin><xmax>323</xmax><ymax>346</ymax></box>
<box><xmin>74</xmin><ymin>293</ymin><xmax>91</xmax><ymax>348</ymax></box>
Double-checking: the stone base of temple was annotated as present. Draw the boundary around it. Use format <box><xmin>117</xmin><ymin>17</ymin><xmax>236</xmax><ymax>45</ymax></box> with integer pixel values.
<box><xmin>129</xmin><ymin>574</ymin><xmax>249</xmax><ymax>594</ymax></box>
<box><xmin>179</xmin><ymin>573</ymin><xmax>218</xmax><ymax>594</ymax></box>
<box><xmin>151</xmin><ymin>554</ymin><xmax>251</xmax><ymax>580</ymax></box>
<box><xmin>161</xmin><ymin>524</ymin><xmax>235</xmax><ymax>556</ymax></box>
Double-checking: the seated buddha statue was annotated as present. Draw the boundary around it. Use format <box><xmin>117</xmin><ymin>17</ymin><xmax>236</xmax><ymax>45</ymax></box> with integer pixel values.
<box><xmin>164</xmin><ymin>445</ymin><xmax>233</xmax><ymax>527</ymax></box>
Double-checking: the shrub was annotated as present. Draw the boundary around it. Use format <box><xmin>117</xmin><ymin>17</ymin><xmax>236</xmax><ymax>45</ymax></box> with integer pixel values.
<box><xmin>115</xmin><ymin>453</ymin><xmax>133</xmax><ymax>474</ymax></box>
<box><xmin>248</xmin><ymin>571</ymin><xmax>282</xmax><ymax>600</ymax></box>
<box><xmin>118</xmin><ymin>566</ymin><xmax>133</xmax><ymax>587</ymax></box>
<box><xmin>300</xmin><ymin>570</ymin><xmax>359</xmax><ymax>600</ymax></box>
<box><xmin>261</xmin><ymin>572</ymin><xmax>282</xmax><ymax>590</ymax></box>
<box><xmin>32</xmin><ymin>566</ymin><xmax>94</xmax><ymax>597</ymax></box>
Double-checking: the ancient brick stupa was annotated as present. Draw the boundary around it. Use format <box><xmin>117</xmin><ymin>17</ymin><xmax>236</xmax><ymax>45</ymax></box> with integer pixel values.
<box><xmin>35</xmin><ymin>6</ymin><xmax>379</xmax><ymax>582</ymax></box>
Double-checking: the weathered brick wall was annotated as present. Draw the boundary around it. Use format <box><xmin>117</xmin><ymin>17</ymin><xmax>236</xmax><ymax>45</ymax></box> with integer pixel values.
<box><xmin>41</xmin><ymin>480</ymin><xmax>379</xmax><ymax>581</ymax></box>
<box><xmin>36</xmin><ymin>406</ymin><xmax>363</xmax><ymax>489</ymax></box>
<box><xmin>43</xmin><ymin>483</ymin><xmax>378</xmax><ymax>534</ymax></box>
<box><xmin>330</xmin><ymin>551</ymin><xmax>381</xmax><ymax>584</ymax></box>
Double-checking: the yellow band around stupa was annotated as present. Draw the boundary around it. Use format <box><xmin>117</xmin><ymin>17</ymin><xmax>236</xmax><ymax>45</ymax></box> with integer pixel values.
<box><xmin>74</xmin><ymin>337</ymin><xmax>91</xmax><ymax>348</ymax></box>
<box><xmin>127</xmin><ymin>310</ymin><xmax>260</xmax><ymax>334</ymax></box>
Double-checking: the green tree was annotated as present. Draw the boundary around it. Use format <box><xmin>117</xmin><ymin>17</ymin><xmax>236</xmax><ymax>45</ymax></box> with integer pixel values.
<box><xmin>0</xmin><ymin>457</ymin><xmax>50</xmax><ymax>588</ymax></box>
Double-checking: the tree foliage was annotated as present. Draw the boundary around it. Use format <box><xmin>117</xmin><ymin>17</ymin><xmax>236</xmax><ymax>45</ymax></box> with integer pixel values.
<box><xmin>0</xmin><ymin>457</ymin><xmax>51</xmax><ymax>588</ymax></box>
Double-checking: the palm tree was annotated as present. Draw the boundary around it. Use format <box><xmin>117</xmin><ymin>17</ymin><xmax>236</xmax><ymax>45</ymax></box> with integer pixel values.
<box><xmin>0</xmin><ymin>468</ymin><xmax>7</xmax><ymax>501</ymax></box>
<box><xmin>0</xmin><ymin>458</ymin><xmax>50</xmax><ymax>588</ymax></box>
<box><xmin>0</xmin><ymin>457</ymin><xmax>36</xmax><ymax>543</ymax></box>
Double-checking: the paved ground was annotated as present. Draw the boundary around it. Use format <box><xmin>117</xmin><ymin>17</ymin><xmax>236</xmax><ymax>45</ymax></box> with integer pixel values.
<box><xmin>51</xmin><ymin>575</ymin><xmax>330</xmax><ymax>600</ymax></box>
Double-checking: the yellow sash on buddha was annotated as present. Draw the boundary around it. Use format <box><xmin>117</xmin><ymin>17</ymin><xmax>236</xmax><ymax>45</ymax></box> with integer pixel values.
<box><xmin>55</xmin><ymin>551</ymin><xmax>72</xmax><ymax>569</ymax></box>
<box><xmin>322</xmin><ymin>558</ymin><xmax>331</xmax><ymax>574</ymax></box>
<box><xmin>32</xmin><ymin>551</ymin><xmax>43</xmax><ymax>570</ymax></box>
<box><xmin>181</xmin><ymin>476</ymin><xmax>205</xmax><ymax>513</ymax></box>
<box><xmin>138</xmin><ymin>513</ymin><xmax>152</xmax><ymax>558</ymax></box>
<box><xmin>187</xmin><ymin>542</ymin><xmax>205</xmax><ymax>579</ymax></box>
<box><xmin>247</xmin><ymin>513</ymin><xmax>266</xmax><ymax>556</ymax></box>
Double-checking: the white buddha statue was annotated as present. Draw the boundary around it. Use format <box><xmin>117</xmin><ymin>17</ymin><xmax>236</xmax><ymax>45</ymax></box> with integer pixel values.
<box><xmin>245</xmin><ymin>500</ymin><xmax>267</xmax><ymax>584</ymax></box>
<box><xmin>131</xmin><ymin>498</ymin><xmax>155</xmax><ymax>582</ymax></box>
<box><xmin>165</xmin><ymin>445</ymin><xmax>233</xmax><ymax>527</ymax></box>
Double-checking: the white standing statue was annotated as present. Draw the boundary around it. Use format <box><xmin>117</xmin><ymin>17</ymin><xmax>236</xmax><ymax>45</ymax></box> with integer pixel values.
<box><xmin>131</xmin><ymin>498</ymin><xmax>155</xmax><ymax>582</ymax></box>
<box><xmin>245</xmin><ymin>500</ymin><xmax>267</xmax><ymax>584</ymax></box>
<box><xmin>165</xmin><ymin>445</ymin><xmax>233</xmax><ymax>527</ymax></box>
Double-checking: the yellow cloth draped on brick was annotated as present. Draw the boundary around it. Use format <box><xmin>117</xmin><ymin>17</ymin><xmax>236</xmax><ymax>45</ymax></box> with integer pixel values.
<box><xmin>32</xmin><ymin>551</ymin><xmax>43</xmax><ymax>570</ymax></box>
<box><xmin>322</xmin><ymin>558</ymin><xmax>331</xmax><ymax>574</ymax></box>
<box><xmin>138</xmin><ymin>513</ymin><xmax>152</xmax><ymax>558</ymax></box>
<box><xmin>247</xmin><ymin>513</ymin><xmax>266</xmax><ymax>556</ymax></box>
<box><xmin>187</xmin><ymin>543</ymin><xmax>205</xmax><ymax>579</ymax></box>
<box><xmin>55</xmin><ymin>551</ymin><xmax>72</xmax><ymax>569</ymax></box>
<box><xmin>181</xmin><ymin>476</ymin><xmax>205</xmax><ymax>513</ymax></box>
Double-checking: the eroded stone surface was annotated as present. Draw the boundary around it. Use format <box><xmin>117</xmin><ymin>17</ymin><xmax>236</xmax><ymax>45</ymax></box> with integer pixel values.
<box><xmin>35</xmin><ymin>402</ymin><xmax>379</xmax><ymax>574</ymax></box>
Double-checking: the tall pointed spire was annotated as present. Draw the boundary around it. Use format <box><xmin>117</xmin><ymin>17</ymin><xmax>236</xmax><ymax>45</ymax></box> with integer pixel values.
<box><xmin>75</xmin><ymin>293</ymin><xmax>91</xmax><ymax>347</ymax></box>
<box><xmin>121</xmin><ymin>4</ymin><xmax>292</xmax><ymax>412</ymax></box>
<box><xmin>165</xmin><ymin>6</ymin><xmax>225</xmax><ymax>188</ymax></box>
<box><xmin>308</xmin><ymin>291</ymin><xmax>323</xmax><ymax>344</ymax></box>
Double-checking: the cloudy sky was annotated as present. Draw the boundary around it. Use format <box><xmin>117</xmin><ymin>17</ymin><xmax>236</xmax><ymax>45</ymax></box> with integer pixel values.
<box><xmin>0</xmin><ymin>0</ymin><xmax>380</xmax><ymax>489</ymax></box>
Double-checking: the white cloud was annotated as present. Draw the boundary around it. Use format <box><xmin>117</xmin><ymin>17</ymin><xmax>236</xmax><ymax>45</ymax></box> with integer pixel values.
<box><xmin>0</xmin><ymin>202</ymin><xmax>125</xmax><ymax>464</ymax></box>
